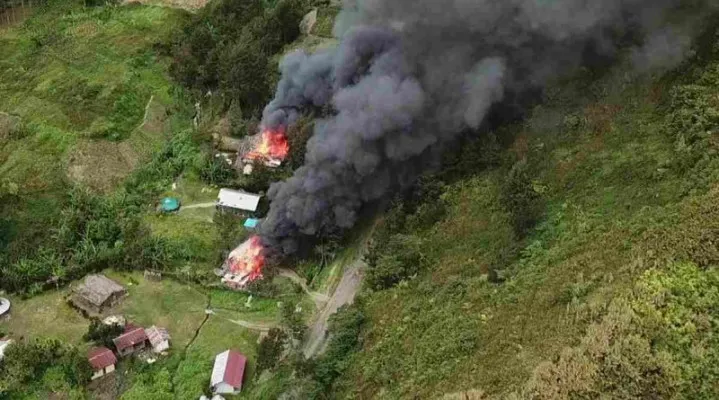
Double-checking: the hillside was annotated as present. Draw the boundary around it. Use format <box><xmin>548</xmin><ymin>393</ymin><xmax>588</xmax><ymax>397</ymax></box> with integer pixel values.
<box><xmin>3</xmin><ymin>0</ymin><xmax>719</xmax><ymax>399</ymax></box>
<box><xmin>0</xmin><ymin>1</ymin><xmax>189</xmax><ymax>266</ymax></box>
<box><xmin>324</xmin><ymin>34</ymin><xmax>719</xmax><ymax>399</ymax></box>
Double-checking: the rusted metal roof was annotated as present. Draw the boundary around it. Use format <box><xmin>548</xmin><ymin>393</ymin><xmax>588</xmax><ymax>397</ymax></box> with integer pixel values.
<box><xmin>145</xmin><ymin>326</ymin><xmax>170</xmax><ymax>348</ymax></box>
<box><xmin>113</xmin><ymin>324</ymin><xmax>147</xmax><ymax>352</ymax></box>
<box><xmin>88</xmin><ymin>347</ymin><xmax>117</xmax><ymax>370</ymax></box>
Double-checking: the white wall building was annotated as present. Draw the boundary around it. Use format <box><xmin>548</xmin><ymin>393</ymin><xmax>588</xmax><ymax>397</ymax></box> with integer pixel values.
<box><xmin>216</xmin><ymin>189</ymin><xmax>261</xmax><ymax>213</ymax></box>
<box><xmin>210</xmin><ymin>350</ymin><xmax>247</xmax><ymax>395</ymax></box>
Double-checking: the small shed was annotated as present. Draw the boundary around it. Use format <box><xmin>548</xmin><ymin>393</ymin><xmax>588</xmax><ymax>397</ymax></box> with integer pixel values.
<box><xmin>210</xmin><ymin>350</ymin><xmax>247</xmax><ymax>395</ymax></box>
<box><xmin>113</xmin><ymin>323</ymin><xmax>148</xmax><ymax>357</ymax></box>
<box><xmin>243</xmin><ymin>218</ymin><xmax>259</xmax><ymax>229</ymax></box>
<box><xmin>160</xmin><ymin>197</ymin><xmax>181</xmax><ymax>213</ymax></box>
<box><xmin>70</xmin><ymin>275</ymin><xmax>126</xmax><ymax>316</ymax></box>
<box><xmin>217</xmin><ymin>189</ymin><xmax>261</xmax><ymax>213</ymax></box>
<box><xmin>0</xmin><ymin>338</ymin><xmax>12</xmax><ymax>361</ymax></box>
<box><xmin>145</xmin><ymin>326</ymin><xmax>171</xmax><ymax>353</ymax></box>
<box><xmin>0</xmin><ymin>297</ymin><xmax>10</xmax><ymax>320</ymax></box>
<box><xmin>88</xmin><ymin>347</ymin><xmax>117</xmax><ymax>380</ymax></box>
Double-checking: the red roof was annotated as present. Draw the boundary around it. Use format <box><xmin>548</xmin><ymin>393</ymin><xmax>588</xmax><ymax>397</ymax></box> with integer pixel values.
<box><xmin>113</xmin><ymin>324</ymin><xmax>148</xmax><ymax>352</ymax></box>
<box><xmin>226</xmin><ymin>350</ymin><xmax>247</xmax><ymax>388</ymax></box>
<box><xmin>88</xmin><ymin>347</ymin><xmax>117</xmax><ymax>370</ymax></box>
<box><xmin>214</xmin><ymin>350</ymin><xmax>247</xmax><ymax>389</ymax></box>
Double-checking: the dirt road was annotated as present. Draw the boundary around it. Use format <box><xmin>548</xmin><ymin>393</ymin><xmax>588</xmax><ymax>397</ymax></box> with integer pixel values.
<box><xmin>278</xmin><ymin>268</ymin><xmax>330</xmax><ymax>307</ymax></box>
<box><xmin>226</xmin><ymin>318</ymin><xmax>278</xmax><ymax>332</ymax></box>
<box><xmin>303</xmin><ymin>259</ymin><xmax>366</xmax><ymax>357</ymax></box>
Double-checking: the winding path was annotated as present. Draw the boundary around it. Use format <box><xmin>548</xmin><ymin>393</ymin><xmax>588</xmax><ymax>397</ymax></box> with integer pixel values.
<box><xmin>303</xmin><ymin>259</ymin><xmax>366</xmax><ymax>358</ymax></box>
<box><xmin>278</xmin><ymin>268</ymin><xmax>330</xmax><ymax>307</ymax></box>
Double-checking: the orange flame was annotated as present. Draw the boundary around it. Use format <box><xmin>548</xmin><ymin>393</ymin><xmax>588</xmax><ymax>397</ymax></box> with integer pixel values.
<box><xmin>227</xmin><ymin>236</ymin><xmax>265</xmax><ymax>283</ymax></box>
<box><xmin>245</xmin><ymin>127</ymin><xmax>289</xmax><ymax>163</ymax></box>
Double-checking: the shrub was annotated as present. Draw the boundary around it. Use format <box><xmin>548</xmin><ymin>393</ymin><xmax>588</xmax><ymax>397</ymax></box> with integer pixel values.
<box><xmin>280</xmin><ymin>300</ymin><xmax>306</xmax><ymax>341</ymax></box>
<box><xmin>256</xmin><ymin>328</ymin><xmax>289</xmax><ymax>375</ymax></box>
<box><xmin>522</xmin><ymin>262</ymin><xmax>719</xmax><ymax>399</ymax></box>
<box><xmin>83</xmin><ymin>319</ymin><xmax>124</xmax><ymax>349</ymax></box>
<box><xmin>500</xmin><ymin>159</ymin><xmax>544</xmax><ymax>237</ymax></box>
<box><xmin>366</xmin><ymin>234</ymin><xmax>425</xmax><ymax>290</ymax></box>
<box><xmin>0</xmin><ymin>338</ymin><xmax>92</xmax><ymax>398</ymax></box>
<box><xmin>310</xmin><ymin>303</ymin><xmax>365</xmax><ymax>391</ymax></box>
<box><xmin>199</xmin><ymin>155</ymin><xmax>236</xmax><ymax>186</ymax></box>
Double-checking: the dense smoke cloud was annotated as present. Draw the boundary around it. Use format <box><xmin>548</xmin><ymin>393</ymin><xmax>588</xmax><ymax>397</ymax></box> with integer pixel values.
<box><xmin>259</xmin><ymin>0</ymin><xmax>715</xmax><ymax>254</ymax></box>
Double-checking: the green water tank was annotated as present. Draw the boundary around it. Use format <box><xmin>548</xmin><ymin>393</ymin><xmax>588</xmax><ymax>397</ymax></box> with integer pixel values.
<box><xmin>160</xmin><ymin>197</ymin><xmax>181</xmax><ymax>212</ymax></box>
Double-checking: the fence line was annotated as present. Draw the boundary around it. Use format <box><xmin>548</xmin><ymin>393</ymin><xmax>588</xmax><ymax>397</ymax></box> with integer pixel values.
<box><xmin>0</xmin><ymin>0</ymin><xmax>47</xmax><ymax>27</ymax></box>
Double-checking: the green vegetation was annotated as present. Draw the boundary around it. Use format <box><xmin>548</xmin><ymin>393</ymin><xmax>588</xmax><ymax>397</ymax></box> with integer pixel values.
<box><xmin>0</xmin><ymin>0</ymin><xmax>331</xmax><ymax>399</ymax></box>
<box><xmin>0</xmin><ymin>338</ymin><xmax>91</xmax><ymax>398</ymax></box>
<box><xmin>0</xmin><ymin>0</ymin><xmax>197</xmax><ymax>295</ymax></box>
<box><xmin>2</xmin><ymin>289</ymin><xmax>90</xmax><ymax>344</ymax></box>
<box><xmin>318</xmin><ymin>32</ymin><xmax>719</xmax><ymax>399</ymax></box>
<box><xmin>9</xmin><ymin>0</ymin><xmax>719</xmax><ymax>399</ymax></box>
<box><xmin>256</xmin><ymin>328</ymin><xmax>288</xmax><ymax>375</ymax></box>
<box><xmin>522</xmin><ymin>262</ymin><xmax>719</xmax><ymax>399</ymax></box>
<box><xmin>170</xmin><ymin>0</ymin><xmax>310</xmax><ymax>119</ymax></box>
<box><xmin>84</xmin><ymin>318</ymin><xmax>124</xmax><ymax>349</ymax></box>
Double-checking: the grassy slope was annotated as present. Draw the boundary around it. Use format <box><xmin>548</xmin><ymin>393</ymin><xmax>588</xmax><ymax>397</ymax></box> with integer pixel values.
<box><xmin>335</xmin><ymin>51</ymin><xmax>719</xmax><ymax>398</ymax></box>
<box><xmin>0</xmin><ymin>2</ymin><xmax>187</xmax><ymax>259</ymax></box>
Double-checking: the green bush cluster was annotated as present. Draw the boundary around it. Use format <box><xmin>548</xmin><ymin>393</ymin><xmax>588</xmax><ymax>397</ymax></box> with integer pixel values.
<box><xmin>0</xmin><ymin>130</ymin><xmax>205</xmax><ymax>294</ymax></box>
<box><xmin>500</xmin><ymin>159</ymin><xmax>544</xmax><ymax>237</ymax></box>
<box><xmin>83</xmin><ymin>318</ymin><xmax>124</xmax><ymax>349</ymax></box>
<box><xmin>290</xmin><ymin>303</ymin><xmax>366</xmax><ymax>398</ymax></box>
<box><xmin>664</xmin><ymin>52</ymin><xmax>719</xmax><ymax>195</ymax></box>
<box><xmin>256</xmin><ymin>328</ymin><xmax>289</xmax><ymax>375</ymax></box>
<box><xmin>364</xmin><ymin>177</ymin><xmax>449</xmax><ymax>291</ymax></box>
<box><xmin>199</xmin><ymin>154</ymin><xmax>236</xmax><ymax>186</ymax></box>
<box><xmin>523</xmin><ymin>262</ymin><xmax>719</xmax><ymax>399</ymax></box>
<box><xmin>170</xmin><ymin>0</ymin><xmax>309</xmax><ymax>116</ymax></box>
<box><xmin>0</xmin><ymin>338</ymin><xmax>92</xmax><ymax>398</ymax></box>
<box><xmin>365</xmin><ymin>234</ymin><xmax>425</xmax><ymax>291</ymax></box>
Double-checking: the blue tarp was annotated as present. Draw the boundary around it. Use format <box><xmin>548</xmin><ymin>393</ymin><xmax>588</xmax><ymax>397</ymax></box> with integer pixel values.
<box><xmin>244</xmin><ymin>218</ymin><xmax>259</xmax><ymax>229</ymax></box>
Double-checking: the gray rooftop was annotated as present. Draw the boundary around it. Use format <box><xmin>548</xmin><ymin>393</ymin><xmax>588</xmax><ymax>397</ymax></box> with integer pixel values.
<box><xmin>73</xmin><ymin>275</ymin><xmax>125</xmax><ymax>306</ymax></box>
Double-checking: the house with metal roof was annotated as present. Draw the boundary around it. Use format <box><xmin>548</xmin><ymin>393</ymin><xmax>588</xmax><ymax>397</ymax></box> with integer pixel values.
<box><xmin>216</xmin><ymin>189</ymin><xmax>261</xmax><ymax>213</ymax></box>
<box><xmin>88</xmin><ymin>347</ymin><xmax>117</xmax><ymax>380</ymax></box>
<box><xmin>210</xmin><ymin>350</ymin><xmax>247</xmax><ymax>395</ymax></box>
<box><xmin>70</xmin><ymin>275</ymin><xmax>126</xmax><ymax>316</ymax></box>
<box><xmin>113</xmin><ymin>323</ymin><xmax>148</xmax><ymax>357</ymax></box>
<box><xmin>145</xmin><ymin>326</ymin><xmax>171</xmax><ymax>353</ymax></box>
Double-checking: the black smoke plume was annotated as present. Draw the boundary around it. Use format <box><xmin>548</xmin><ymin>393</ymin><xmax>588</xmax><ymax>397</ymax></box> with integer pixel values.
<box><xmin>259</xmin><ymin>0</ymin><xmax>716</xmax><ymax>254</ymax></box>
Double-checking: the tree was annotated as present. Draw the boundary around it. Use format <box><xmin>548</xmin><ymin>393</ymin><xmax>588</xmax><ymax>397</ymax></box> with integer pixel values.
<box><xmin>281</xmin><ymin>301</ymin><xmax>307</xmax><ymax>342</ymax></box>
<box><xmin>500</xmin><ymin>159</ymin><xmax>544</xmax><ymax>237</ymax></box>
<box><xmin>366</xmin><ymin>234</ymin><xmax>425</xmax><ymax>290</ymax></box>
<box><xmin>83</xmin><ymin>318</ymin><xmax>124</xmax><ymax>348</ymax></box>
<box><xmin>0</xmin><ymin>338</ymin><xmax>91</xmax><ymax>397</ymax></box>
<box><xmin>256</xmin><ymin>328</ymin><xmax>288</xmax><ymax>375</ymax></box>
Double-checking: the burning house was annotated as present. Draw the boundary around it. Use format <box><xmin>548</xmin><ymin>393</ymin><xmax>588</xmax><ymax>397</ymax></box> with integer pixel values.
<box><xmin>219</xmin><ymin>236</ymin><xmax>266</xmax><ymax>289</ymax></box>
<box><xmin>236</xmin><ymin>127</ymin><xmax>289</xmax><ymax>175</ymax></box>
